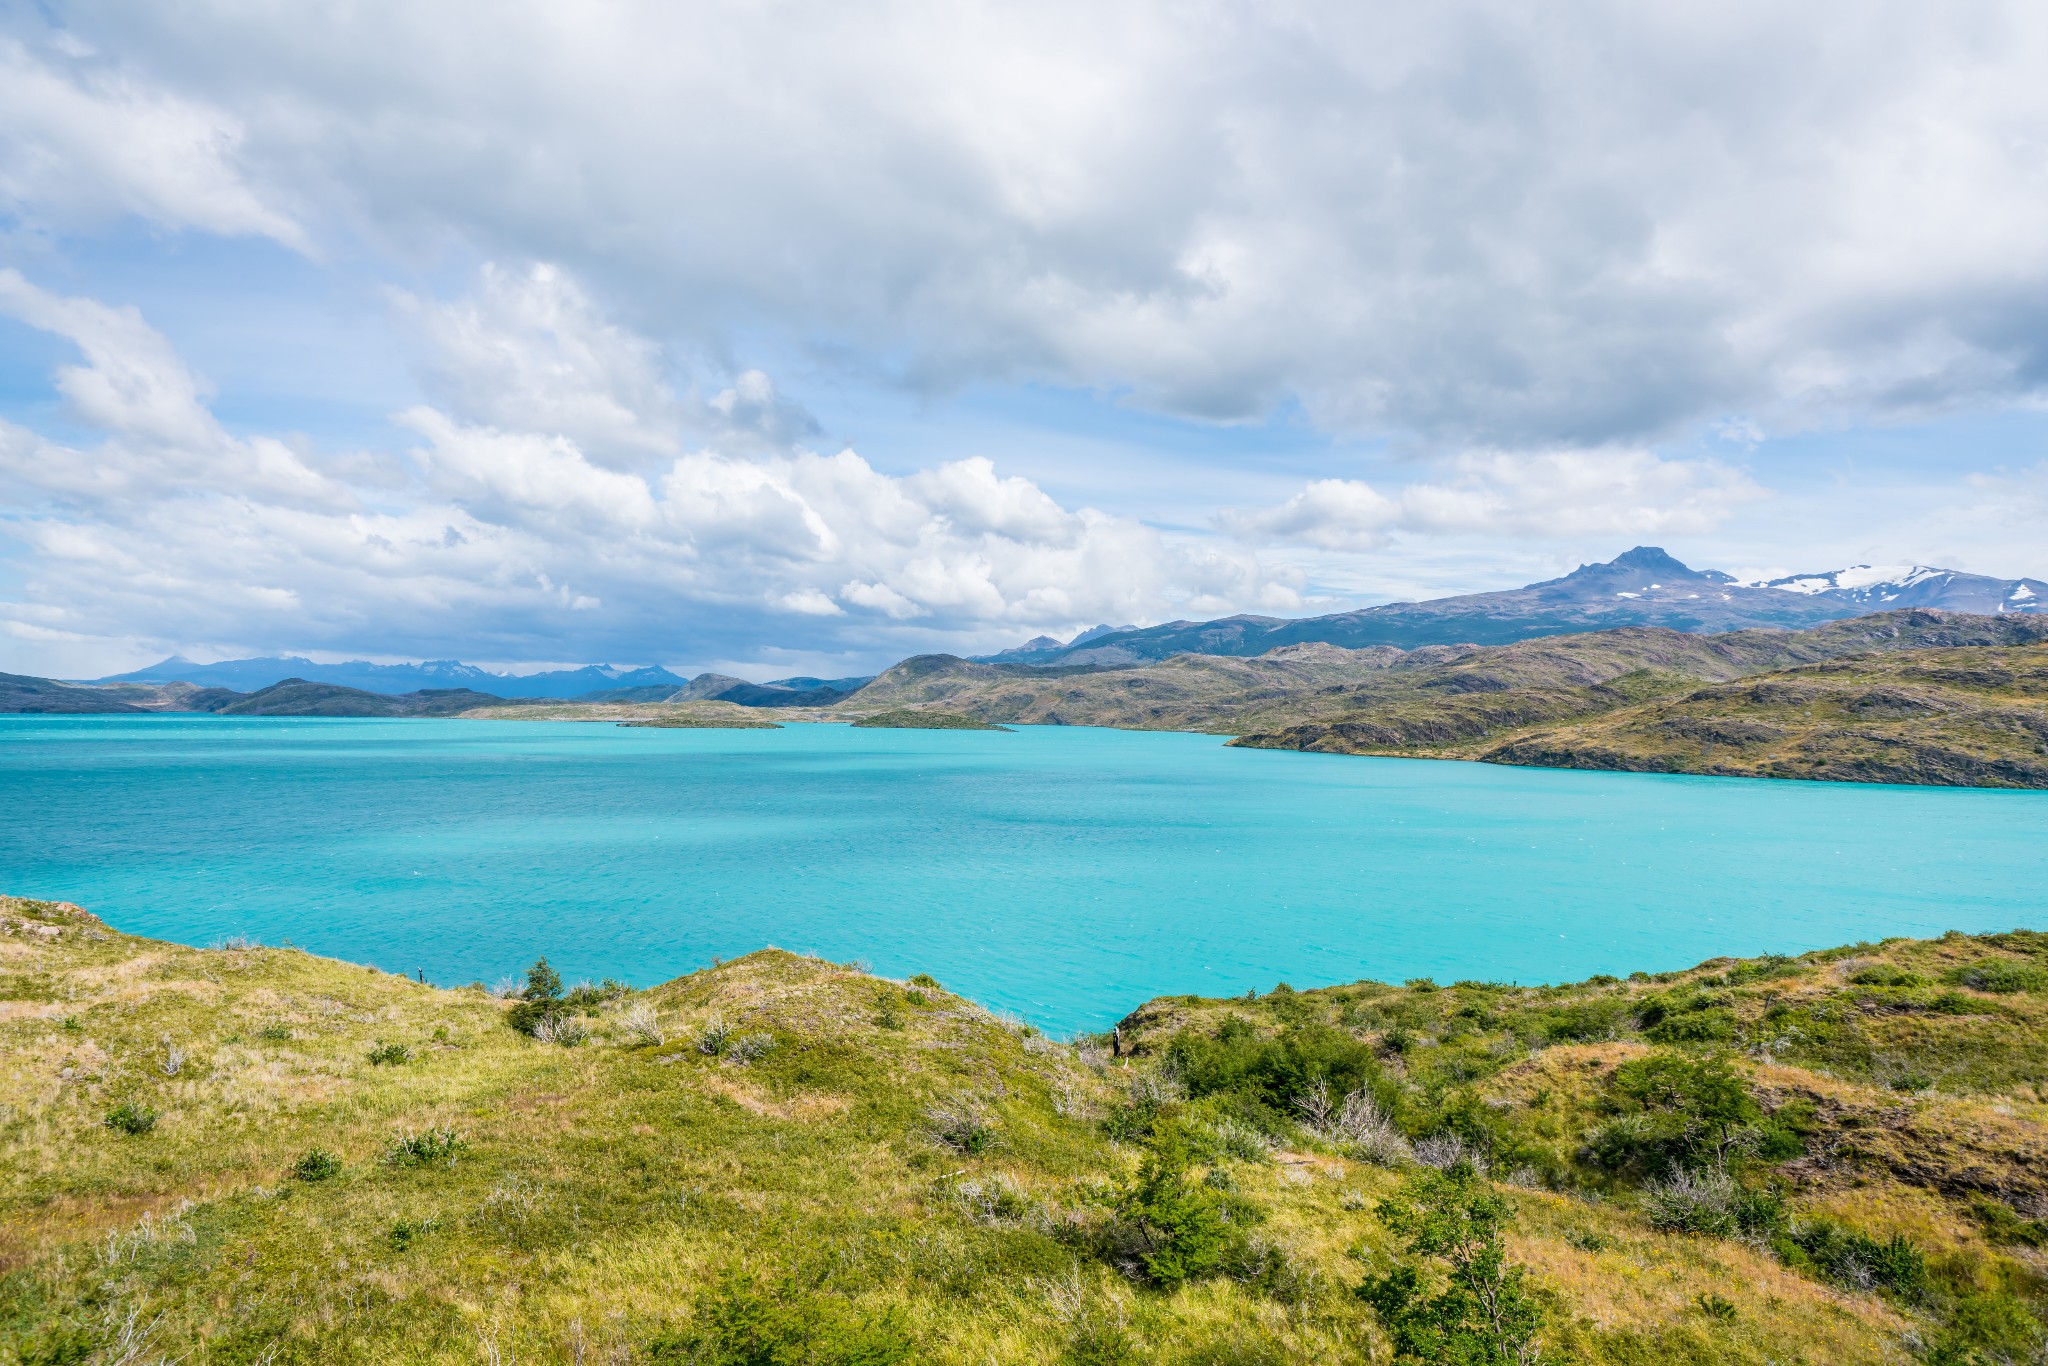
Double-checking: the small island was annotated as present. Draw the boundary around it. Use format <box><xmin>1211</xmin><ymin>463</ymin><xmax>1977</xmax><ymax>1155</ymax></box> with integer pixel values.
<box><xmin>850</xmin><ymin>708</ymin><xmax>1011</xmax><ymax>730</ymax></box>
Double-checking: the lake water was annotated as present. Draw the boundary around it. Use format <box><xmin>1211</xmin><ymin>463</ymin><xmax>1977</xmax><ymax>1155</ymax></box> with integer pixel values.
<box><xmin>2</xmin><ymin>715</ymin><xmax>2043</xmax><ymax>1032</ymax></box>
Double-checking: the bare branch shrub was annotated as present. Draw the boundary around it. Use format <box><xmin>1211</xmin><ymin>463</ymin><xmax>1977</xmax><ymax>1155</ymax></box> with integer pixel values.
<box><xmin>616</xmin><ymin>1001</ymin><xmax>665</xmax><ymax>1046</ymax></box>
<box><xmin>532</xmin><ymin>1014</ymin><xmax>588</xmax><ymax>1047</ymax></box>
<box><xmin>926</xmin><ymin>1102</ymin><xmax>997</xmax><ymax>1154</ymax></box>
<box><xmin>1413</xmin><ymin>1132</ymin><xmax>1486</xmax><ymax>1173</ymax></box>
<box><xmin>696</xmin><ymin>1017</ymin><xmax>733</xmax><ymax>1056</ymax></box>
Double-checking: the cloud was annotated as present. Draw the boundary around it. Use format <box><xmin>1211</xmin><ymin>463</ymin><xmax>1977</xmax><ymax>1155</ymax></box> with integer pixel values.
<box><xmin>0</xmin><ymin>37</ymin><xmax>302</xmax><ymax>247</ymax></box>
<box><xmin>0</xmin><ymin>270</ymin><xmax>349</xmax><ymax>510</ymax></box>
<box><xmin>395</xmin><ymin>263</ymin><xmax>681</xmax><ymax>462</ymax></box>
<box><xmin>22</xmin><ymin>2</ymin><xmax>2048</xmax><ymax>451</ymax></box>
<box><xmin>1222</xmin><ymin>450</ymin><xmax>1765</xmax><ymax>551</ymax></box>
<box><xmin>0</xmin><ymin>268</ymin><xmax>1301</xmax><ymax>670</ymax></box>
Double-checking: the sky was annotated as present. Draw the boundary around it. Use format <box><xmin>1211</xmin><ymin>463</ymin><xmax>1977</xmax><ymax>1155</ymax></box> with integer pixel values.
<box><xmin>3</xmin><ymin>2</ymin><xmax>2047</xmax><ymax>681</ymax></box>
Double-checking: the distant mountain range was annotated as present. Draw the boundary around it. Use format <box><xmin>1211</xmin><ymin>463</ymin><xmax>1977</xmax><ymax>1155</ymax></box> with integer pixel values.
<box><xmin>44</xmin><ymin>547</ymin><xmax>2045</xmax><ymax>699</ymax></box>
<box><xmin>93</xmin><ymin>656</ymin><xmax>697</xmax><ymax>698</ymax></box>
<box><xmin>979</xmin><ymin>547</ymin><xmax>2047</xmax><ymax>665</ymax></box>
<box><xmin>88</xmin><ymin>656</ymin><xmax>874</xmax><ymax>704</ymax></box>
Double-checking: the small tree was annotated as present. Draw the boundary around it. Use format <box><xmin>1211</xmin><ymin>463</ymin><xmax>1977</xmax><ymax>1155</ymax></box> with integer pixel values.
<box><xmin>508</xmin><ymin>956</ymin><xmax>566</xmax><ymax>1036</ymax></box>
<box><xmin>523</xmin><ymin>957</ymin><xmax>563</xmax><ymax>1002</ymax></box>
<box><xmin>1359</xmin><ymin>1163</ymin><xmax>1545</xmax><ymax>1365</ymax></box>
<box><xmin>1113</xmin><ymin>1127</ymin><xmax>1237</xmax><ymax>1287</ymax></box>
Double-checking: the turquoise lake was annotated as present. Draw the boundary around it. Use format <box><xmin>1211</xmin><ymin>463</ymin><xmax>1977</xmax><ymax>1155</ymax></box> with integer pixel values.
<box><xmin>2</xmin><ymin>715</ymin><xmax>2043</xmax><ymax>1032</ymax></box>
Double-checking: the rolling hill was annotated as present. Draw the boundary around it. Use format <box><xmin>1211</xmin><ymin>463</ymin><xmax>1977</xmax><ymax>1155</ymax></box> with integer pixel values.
<box><xmin>4</xmin><ymin>892</ymin><xmax>2045</xmax><ymax>1363</ymax></box>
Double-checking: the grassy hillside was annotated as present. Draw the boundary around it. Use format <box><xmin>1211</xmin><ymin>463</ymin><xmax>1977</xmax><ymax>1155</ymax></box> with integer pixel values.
<box><xmin>835</xmin><ymin>612</ymin><xmax>2048</xmax><ymax>786</ymax></box>
<box><xmin>1244</xmin><ymin>644</ymin><xmax>2048</xmax><ymax>789</ymax></box>
<box><xmin>4</xmin><ymin>894</ymin><xmax>2046</xmax><ymax>1363</ymax></box>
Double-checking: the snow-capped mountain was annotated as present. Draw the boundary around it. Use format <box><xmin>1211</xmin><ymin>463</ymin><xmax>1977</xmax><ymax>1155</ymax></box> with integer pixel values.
<box><xmin>1756</xmin><ymin>565</ymin><xmax>2047</xmax><ymax>615</ymax></box>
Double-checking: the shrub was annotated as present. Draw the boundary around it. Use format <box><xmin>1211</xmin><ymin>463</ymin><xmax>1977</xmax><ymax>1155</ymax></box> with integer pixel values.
<box><xmin>1167</xmin><ymin>1020</ymin><xmax>1386</xmax><ymax>1130</ymax></box>
<box><xmin>258</xmin><ymin>1024</ymin><xmax>292</xmax><ymax>1043</ymax></box>
<box><xmin>366</xmin><ymin>1041</ymin><xmax>412</xmax><ymax>1065</ymax></box>
<box><xmin>725</xmin><ymin>1032</ymin><xmax>775</xmax><ymax>1064</ymax></box>
<box><xmin>382</xmin><ymin>1127</ymin><xmax>467</xmax><ymax>1168</ymax></box>
<box><xmin>1927</xmin><ymin>1291</ymin><xmax>2046</xmax><ymax>1365</ymax></box>
<box><xmin>908</xmin><ymin>973</ymin><xmax>942</xmax><ymax>990</ymax></box>
<box><xmin>1187</xmin><ymin>1114</ymin><xmax>1273</xmax><ymax>1164</ymax></box>
<box><xmin>1106</xmin><ymin>1128</ymin><xmax>1240</xmax><ymax>1287</ymax></box>
<box><xmin>1357</xmin><ymin>1164</ymin><xmax>1545</xmax><ymax>1366</ymax></box>
<box><xmin>949</xmin><ymin>1173</ymin><xmax>1032</xmax><ymax>1225</ymax></box>
<box><xmin>1783</xmin><ymin>1219</ymin><xmax>1925</xmax><ymax>1297</ymax></box>
<box><xmin>1724</xmin><ymin>956</ymin><xmax>1799</xmax><ymax>986</ymax></box>
<box><xmin>1640</xmin><ymin>1167</ymin><xmax>1783</xmax><ymax>1239</ymax></box>
<box><xmin>616</xmin><ymin>1001</ymin><xmax>665</xmax><ymax>1045</ymax></box>
<box><xmin>531</xmin><ymin>1014</ymin><xmax>588</xmax><ymax>1047</ymax></box>
<box><xmin>1590</xmin><ymin>1051</ymin><xmax>1766</xmax><ymax>1176</ymax></box>
<box><xmin>1413</xmin><ymin>1132</ymin><xmax>1485</xmax><ymax>1174</ymax></box>
<box><xmin>1849</xmin><ymin>965</ymin><xmax>1926</xmax><ymax>987</ymax></box>
<box><xmin>1695</xmin><ymin>1293</ymin><xmax>1737</xmax><ymax>1321</ymax></box>
<box><xmin>507</xmin><ymin>956</ymin><xmax>567</xmax><ymax>1035</ymax></box>
<box><xmin>388</xmin><ymin>1217</ymin><xmax>438</xmax><ymax>1250</ymax></box>
<box><xmin>291</xmin><ymin>1148</ymin><xmax>342</xmax><ymax>1182</ymax></box>
<box><xmin>696</xmin><ymin>1017</ymin><xmax>734</xmax><ymax>1057</ymax></box>
<box><xmin>1331</xmin><ymin>1090</ymin><xmax>1414</xmax><ymax>1167</ymax></box>
<box><xmin>104</xmin><ymin>1101</ymin><xmax>157</xmax><ymax>1136</ymax></box>
<box><xmin>648</xmin><ymin>1272</ymin><xmax>914</xmax><ymax>1365</ymax></box>
<box><xmin>1950</xmin><ymin>960</ymin><xmax>2048</xmax><ymax>994</ymax></box>
<box><xmin>1540</xmin><ymin>999</ymin><xmax>1631</xmax><ymax>1043</ymax></box>
<box><xmin>1972</xmin><ymin>1198</ymin><xmax>2048</xmax><ymax>1248</ymax></box>
<box><xmin>523</xmin><ymin>956</ymin><xmax>562</xmax><ymax>1002</ymax></box>
<box><xmin>926</xmin><ymin>1102</ymin><xmax>997</xmax><ymax>1154</ymax></box>
<box><xmin>561</xmin><ymin>978</ymin><xmax>628</xmax><ymax>1011</ymax></box>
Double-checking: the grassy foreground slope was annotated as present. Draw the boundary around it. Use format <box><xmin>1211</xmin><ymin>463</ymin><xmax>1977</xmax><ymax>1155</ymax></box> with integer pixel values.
<box><xmin>4</xmin><ymin>894</ymin><xmax>2047</xmax><ymax>1363</ymax></box>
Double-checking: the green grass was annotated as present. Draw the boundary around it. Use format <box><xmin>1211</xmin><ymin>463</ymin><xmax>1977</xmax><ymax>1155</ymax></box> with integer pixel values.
<box><xmin>3</xmin><ymin>893</ymin><xmax>2046</xmax><ymax>1362</ymax></box>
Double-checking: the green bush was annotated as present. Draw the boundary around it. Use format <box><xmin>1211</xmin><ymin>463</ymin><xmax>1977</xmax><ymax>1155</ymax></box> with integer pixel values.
<box><xmin>1949</xmin><ymin>960</ymin><xmax>2048</xmax><ymax>994</ymax></box>
<box><xmin>507</xmin><ymin>955</ymin><xmax>566</xmax><ymax>1035</ymax></box>
<box><xmin>387</xmin><ymin>1217</ymin><xmax>438</xmax><ymax>1250</ymax></box>
<box><xmin>1636</xmin><ymin>991</ymin><xmax>1738</xmax><ymax>1044</ymax></box>
<box><xmin>1105</xmin><ymin>1127</ymin><xmax>1241</xmax><ymax>1287</ymax></box>
<box><xmin>1783</xmin><ymin>1219</ymin><xmax>1925</xmax><ymax>1298</ymax></box>
<box><xmin>1849</xmin><ymin>965</ymin><xmax>1927</xmax><ymax>987</ymax></box>
<box><xmin>291</xmin><ymin>1148</ymin><xmax>342</xmax><ymax>1182</ymax></box>
<box><xmin>104</xmin><ymin>1101</ymin><xmax>157</xmax><ymax>1135</ymax></box>
<box><xmin>1538</xmin><ymin>999</ymin><xmax>1631</xmax><ymax>1043</ymax></box>
<box><xmin>366</xmin><ymin>1041</ymin><xmax>412</xmax><ymax>1065</ymax></box>
<box><xmin>1926</xmin><ymin>1290</ymin><xmax>2045</xmax><ymax>1365</ymax></box>
<box><xmin>1971</xmin><ymin>1198</ymin><xmax>2048</xmax><ymax>1248</ymax></box>
<box><xmin>1723</xmin><ymin>956</ymin><xmax>1800</xmax><ymax>985</ymax></box>
<box><xmin>648</xmin><ymin>1271</ymin><xmax>914</xmax><ymax>1364</ymax></box>
<box><xmin>1166</xmin><ymin>1019</ymin><xmax>1387</xmax><ymax>1133</ymax></box>
<box><xmin>1588</xmin><ymin>1052</ymin><xmax>1766</xmax><ymax>1176</ymax></box>
<box><xmin>1357</xmin><ymin>1164</ymin><xmax>1545</xmax><ymax>1366</ymax></box>
<box><xmin>257</xmin><ymin>1023</ymin><xmax>292</xmax><ymax>1043</ymax></box>
<box><xmin>382</xmin><ymin>1127</ymin><xmax>467</xmax><ymax>1168</ymax></box>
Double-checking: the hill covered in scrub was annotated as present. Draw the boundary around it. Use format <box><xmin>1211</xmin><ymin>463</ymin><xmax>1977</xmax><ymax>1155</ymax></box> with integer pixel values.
<box><xmin>4</xmin><ymin>893</ymin><xmax>2048</xmax><ymax>1363</ymax></box>
<box><xmin>1236</xmin><ymin>642</ymin><xmax>2048</xmax><ymax>788</ymax></box>
<box><xmin>836</xmin><ymin>610</ymin><xmax>2048</xmax><ymax>786</ymax></box>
